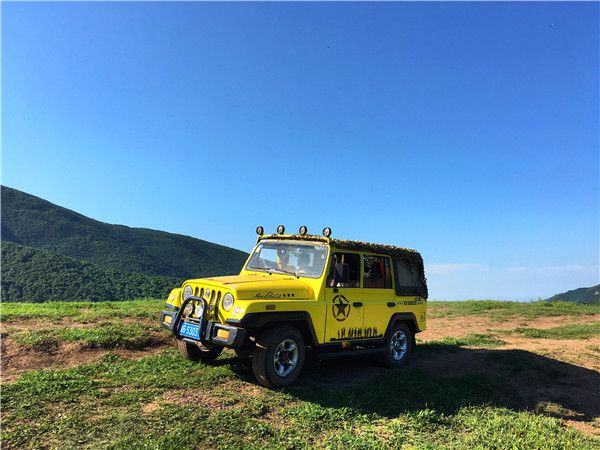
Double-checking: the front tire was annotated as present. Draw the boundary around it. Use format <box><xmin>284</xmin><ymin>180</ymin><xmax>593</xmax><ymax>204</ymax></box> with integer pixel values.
<box><xmin>382</xmin><ymin>323</ymin><xmax>413</xmax><ymax>367</ymax></box>
<box><xmin>234</xmin><ymin>348</ymin><xmax>253</xmax><ymax>360</ymax></box>
<box><xmin>234</xmin><ymin>348</ymin><xmax>253</xmax><ymax>369</ymax></box>
<box><xmin>178</xmin><ymin>340</ymin><xmax>223</xmax><ymax>363</ymax></box>
<box><xmin>252</xmin><ymin>325</ymin><xmax>305</xmax><ymax>388</ymax></box>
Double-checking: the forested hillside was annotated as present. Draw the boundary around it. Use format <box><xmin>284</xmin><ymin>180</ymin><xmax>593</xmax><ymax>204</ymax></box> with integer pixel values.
<box><xmin>1</xmin><ymin>186</ymin><xmax>248</xmax><ymax>278</ymax></box>
<box><xmin>1</xmin><ymin>242</ymin><xmax>183</xmax><ymax>302</ymax></box>
<box><xmin>548</xmin><ymin>284</ymin><xmax>600</xmax><ymax>304</ymax></box>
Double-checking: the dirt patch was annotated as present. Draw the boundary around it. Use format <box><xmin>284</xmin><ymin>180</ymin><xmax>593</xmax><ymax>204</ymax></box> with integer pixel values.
<box><xmin>152</xmin><ymin>378</ymin><xmax>289</xmax><ymax>427</ymax></box>
<box><xmin>1</xmin><ymin>316</ymin><xmax>159</xmax><ymax>333</ymax></box>
<box><xmin>160</xmin><ymin>385</ymin><xmax>241</xmax><ymax>411</ymax></box>
<box><xmin>141</xmin><ymin>400</ymin><xmax>161</xmax><ymax>414</ymax></box>
<box><xmin>0</xmin><ymin>334</ymin><xmax>174</xmax><ymax>382</ymax></box>
<box><xmin>566</xmin><ymin>418</ymin><xmax>600</xmax><ymax>437</ymax></box>
<box><xmin>228</xmin><ymin>380</ymin><xmax>265</xmax><ymax>399</ymax></box>
<box><xmin>498</xmin><ymin>335</ymin><xmax>600</xmax><ymax>372</ymax></box>
<box><xmin>420</xmin><ymin>314</ymin><xmax>600</xmax><ymax>341</ymax></box>
<box><xmin>0</xmin><ymin>316</ymin><xmax>171</xmax><ymax>381</ymax></box>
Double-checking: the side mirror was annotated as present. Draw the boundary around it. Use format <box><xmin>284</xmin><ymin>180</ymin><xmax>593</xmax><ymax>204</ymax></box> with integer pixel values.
<box><xmin>334</xmin><ymin>263</ymin><xmax>350</xmax><ymax>283</ymax></box>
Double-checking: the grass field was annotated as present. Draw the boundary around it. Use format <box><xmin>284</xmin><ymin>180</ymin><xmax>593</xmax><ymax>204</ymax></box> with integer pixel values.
<box><xmin>2</xmin><ymin>300</ymin><xmax>600</xmax><ymax>449</ymax></box>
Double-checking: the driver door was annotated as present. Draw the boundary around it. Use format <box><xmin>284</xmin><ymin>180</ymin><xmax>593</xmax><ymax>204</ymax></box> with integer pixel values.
<box><xmin>324</xmin><ymin>252</ymin><xmax>364</xmax><ymax>342</ymax></box>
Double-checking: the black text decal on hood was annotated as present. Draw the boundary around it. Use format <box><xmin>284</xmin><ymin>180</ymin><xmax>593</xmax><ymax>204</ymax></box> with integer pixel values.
<box><xmin>254</xmin><ymin>291</ymin><xmax>296</xmax><ymax>299</ymax></box>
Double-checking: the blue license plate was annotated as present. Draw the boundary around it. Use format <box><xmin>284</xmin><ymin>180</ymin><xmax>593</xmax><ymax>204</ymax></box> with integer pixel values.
<box><xmin>179</xmin><ymin>322</ymin><xmax>201</xmax><ymax>340</ymax></box>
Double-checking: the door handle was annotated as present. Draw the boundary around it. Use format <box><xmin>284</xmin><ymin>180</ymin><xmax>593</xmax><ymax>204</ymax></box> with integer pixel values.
<box><xmin>353</xmin><ymin>302</ymin><xmax>363</xmax><ymax>307</ymax></box>
<box><xmin>387</xmin><ymin>302</ymin><xmax>396</xmax><ymax>307</ymax></box>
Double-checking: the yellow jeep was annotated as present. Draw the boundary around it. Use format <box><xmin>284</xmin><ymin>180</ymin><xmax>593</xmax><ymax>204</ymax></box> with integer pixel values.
<box><xmin>160</xmin><ymin>226</ymin><xmax>428</xmax><ymax>388</ymax></box>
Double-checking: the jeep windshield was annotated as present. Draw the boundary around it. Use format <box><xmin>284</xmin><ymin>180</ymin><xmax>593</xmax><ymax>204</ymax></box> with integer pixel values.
<box><xmin>246</xmin><ymin>240</ymin><xmax>328</xmax><ymax>279</ymax></box>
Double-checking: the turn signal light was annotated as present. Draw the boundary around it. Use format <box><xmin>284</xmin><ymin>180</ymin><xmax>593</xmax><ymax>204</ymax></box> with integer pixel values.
<box><xmin>216</xmin><ymin>329</ymin><xmax>230</xmax><ymax>340</ymax></box>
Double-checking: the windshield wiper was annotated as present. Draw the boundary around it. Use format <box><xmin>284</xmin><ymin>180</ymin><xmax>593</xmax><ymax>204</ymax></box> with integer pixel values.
<box><xmin>248</xmin><ymin>266</ymin><xmax>297</xmax><ymax>277</ymax></box>
<box><xmin>272</xmin><ymin>268</ymin><xmax>298</xmax><ymax>277</ymax></box>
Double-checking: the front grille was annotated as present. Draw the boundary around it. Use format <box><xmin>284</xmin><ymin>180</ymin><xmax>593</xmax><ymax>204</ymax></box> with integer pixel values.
<box><xmin>181</xmin><ymin>284</ymin><xmax>224</xmax><ymax>322</ymax></box>
<box><xmin>208</xmin><ymin>289</ymin><xmax>219</xmax><ymax>318</ymax></box>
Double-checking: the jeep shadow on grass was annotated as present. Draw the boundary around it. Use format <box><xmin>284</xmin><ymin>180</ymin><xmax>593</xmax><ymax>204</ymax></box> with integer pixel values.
<box><xmin>274</xmin><ymin>344</ymin><xmax>600</xmax><ymax>428</ymax></box>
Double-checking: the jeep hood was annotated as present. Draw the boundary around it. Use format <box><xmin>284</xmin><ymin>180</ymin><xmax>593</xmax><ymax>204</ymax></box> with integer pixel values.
<box><xmin>190</xmin><ymin>274</ymin><xmax>310</xmax><ymax>300</ymax></box>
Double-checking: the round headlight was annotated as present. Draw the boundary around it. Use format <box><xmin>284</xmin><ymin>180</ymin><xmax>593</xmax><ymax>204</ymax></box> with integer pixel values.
<box><xmin>194</xmin><ymin>302</ymin><xmax>205</xmax><ymax>318</ymax></box>
<box><xmin>222</xmin><ymin>293</ymin><xmax>234</xmax><ymax>311</ymax></box>
<box><xmin>183</xmin><ymin>285</ymin><xmax>193</xmax><ymax>300</ymax></box>
<box><xmin>183</xmin><ymin>302</ymin><xmax>194</xmax><ymax>316</ymax></box>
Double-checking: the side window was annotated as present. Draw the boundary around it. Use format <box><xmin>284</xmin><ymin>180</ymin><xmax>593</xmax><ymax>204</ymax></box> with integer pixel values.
<box><xmin>327</xmin><ymin>252</ymin><xmax>360</xmax><ymax>288</ymax></box>
<box><xmin>394</xmin><ymin>259</ymin><xmax>421</xmax><ymax>296</ymax></box>
<box><xmin>363</xmin><ymin>255</ymin><xmax>393</xmax><ymax>289</ymax></box>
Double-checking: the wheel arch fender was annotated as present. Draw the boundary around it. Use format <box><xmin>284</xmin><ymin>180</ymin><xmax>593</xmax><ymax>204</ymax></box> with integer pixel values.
<box><xmin>385</xmin><ymin>312</ymin><xmax>419</xmax><ymax>342</ymax></box>
<box><xmin>235</xmin><ymin>312</ymin><xmax>319</xmax><ymax>347</ymax></box>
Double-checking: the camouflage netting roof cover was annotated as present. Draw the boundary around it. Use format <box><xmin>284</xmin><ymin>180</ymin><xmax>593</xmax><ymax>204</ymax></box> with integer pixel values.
<box><xmin>330</xmin><ymin>239</ymin><xmax>424</xmax><ymax>266</ymax></box>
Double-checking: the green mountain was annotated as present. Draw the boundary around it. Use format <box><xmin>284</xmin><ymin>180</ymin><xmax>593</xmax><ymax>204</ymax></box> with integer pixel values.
<box><xmin>548</xmin><ymin>285</ymin><xmax>600</xmax><ymax>305</ymax></box>
<box><xmin>1</xmin><ymin>186</ymin><xmax>249</xmax><ymax>302</ymax></box>
<box><xmin>1</xmin><ymin>186</ymin><xmax>248</xmax><ymax>278</ymax></box>
<box><xmin>1</xmin><ymin>242</ymin><xmax>183</xmax><ymax>302</ymax></box>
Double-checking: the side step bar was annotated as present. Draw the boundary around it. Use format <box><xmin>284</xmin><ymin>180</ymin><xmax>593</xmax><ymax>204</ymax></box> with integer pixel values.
<box><xmin>315</xmin><ymin>347</ymin><xmax>385</xmax><ymax>360</ymax></box>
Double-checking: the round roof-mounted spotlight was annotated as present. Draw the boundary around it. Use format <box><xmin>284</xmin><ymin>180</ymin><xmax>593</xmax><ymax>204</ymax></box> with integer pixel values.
<box><xmin>277</xmin><ymin>225</ymin><xmax>286</xmax><ymax>235</ymax></box>
<box><xmin>256</xmin><ymin>226</ymin><xmax>264</xmax><ymax>236</ymax></box>
<box><xmin>299</xmin><ymin>225</ymin><xmax>308</xmax><ymax>236</ymax></box>
<box><xmin>322</xmin><ymin>227</ymin><xmax>332</xmax><ymax>237</ymax></box>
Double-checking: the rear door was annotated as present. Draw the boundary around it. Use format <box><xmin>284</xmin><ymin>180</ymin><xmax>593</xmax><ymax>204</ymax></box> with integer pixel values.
<box><xmin>361</xmin><ymin>254</ymin><xmax>395</xmax><ymax>340</ymax></box>
<box><xmin>324</xmin><ymin>252</ymin><xmax>364</xmax><ymax>342</ymax></box>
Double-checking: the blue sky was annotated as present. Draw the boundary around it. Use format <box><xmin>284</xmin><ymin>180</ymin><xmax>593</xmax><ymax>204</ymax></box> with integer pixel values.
<box><xmin>3</xmin><ymin>2</ymin><xmax>598</xmax><ymax>300</ymax></box>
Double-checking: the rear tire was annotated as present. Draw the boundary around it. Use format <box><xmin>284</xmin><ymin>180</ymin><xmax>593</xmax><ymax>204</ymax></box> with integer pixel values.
<box><xmin>382</xmin><ymin>323</ymin><xmax>413</xmax><ymax>367</ymax></box>
<box><xmin>178</xmin><ymin>340</ymin><xmax>223</xmax><ymax>363</ymax></box>
<box><xmin>252</xmin><ymin>325</ymin><xmax>305</xmax><ymax>388</ymax></box>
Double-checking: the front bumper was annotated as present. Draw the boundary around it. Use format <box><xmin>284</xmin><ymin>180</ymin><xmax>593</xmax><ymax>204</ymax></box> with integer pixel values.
<box><xmin>160</xmin><ymin>297</ymin><xmax>246</xmax><ymax>348</ymax></box>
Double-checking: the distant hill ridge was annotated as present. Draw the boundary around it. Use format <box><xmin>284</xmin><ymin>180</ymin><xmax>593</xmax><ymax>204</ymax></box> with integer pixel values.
<box><xmin>548</xmin><ymin>284</ymin><xmax>600</xmax><ymax>305</ymax></box>
<box><xmin>1</xmin><ymin>186</ymin><xmax>248</xmax><ymax>302</ymax></box>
